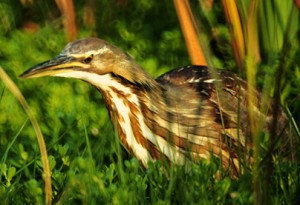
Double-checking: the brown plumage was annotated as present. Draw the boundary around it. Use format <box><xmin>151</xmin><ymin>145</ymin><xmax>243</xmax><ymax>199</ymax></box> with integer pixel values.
<box><xmin>20</xmin><ymin>38</ymin><xmax>294</xmax><ymax>177</ymax></box>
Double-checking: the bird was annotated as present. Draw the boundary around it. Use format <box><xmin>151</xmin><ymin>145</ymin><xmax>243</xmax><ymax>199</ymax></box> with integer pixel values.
<box><xmin>20</xmin><ymin>37</ymin><xmax>293</xmax><ymax>177</ymax></box>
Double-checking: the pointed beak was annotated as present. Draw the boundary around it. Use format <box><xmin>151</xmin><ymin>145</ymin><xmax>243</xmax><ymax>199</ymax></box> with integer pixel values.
<box><xmin>19</xmin><ymin>55</ymin><xmax>83</xmax><ymax>79</ymax></box>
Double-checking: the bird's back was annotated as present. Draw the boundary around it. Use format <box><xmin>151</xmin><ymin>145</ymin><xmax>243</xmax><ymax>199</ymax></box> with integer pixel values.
<box><xmin>152</xmin><ymin>65</ymin><xmax>293</xmax><ymax>175</ymax></box>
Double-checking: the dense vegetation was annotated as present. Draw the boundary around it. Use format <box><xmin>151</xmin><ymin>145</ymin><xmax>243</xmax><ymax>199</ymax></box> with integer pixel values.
<box><xmin>0</xmin><ymin>0</ymin><xmax>299</xmax><ymax>204</ymax></box>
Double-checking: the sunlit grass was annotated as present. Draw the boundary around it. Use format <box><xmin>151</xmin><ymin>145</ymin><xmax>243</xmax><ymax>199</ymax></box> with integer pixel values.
<box><xmin>0</xmin><ymin>68</ymin><xmax>52</xmax><ymax>205</ymax></box>
<box><xmin>0</xmin><ymin>0</ymin><xmax>299</xmax><ymax>204</ymax></box>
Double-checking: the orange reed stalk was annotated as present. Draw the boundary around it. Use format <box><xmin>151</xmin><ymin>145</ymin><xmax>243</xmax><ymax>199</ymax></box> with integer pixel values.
<box><xmin>55</xmin><ymin>0</ymin><xmax>78</xmax><ymax>41</ymax></box>
<box><xmin>174</xmin><ymin>0</ymin><xmax>207</xmax><ymax>65</ymax></box>
<box><xmin>221</xmin><ymin>0</ymin><xmax>245</xmax><ymax>70</ymax></box>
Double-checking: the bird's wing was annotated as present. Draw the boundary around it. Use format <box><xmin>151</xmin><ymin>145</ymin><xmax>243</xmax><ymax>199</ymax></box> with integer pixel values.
<box><xmin>153</xmin><ymin>66</ymin><xmax>254</xmax><ymax>174</ymax></box>
<box><xmin>155</xmin><ymin>65</ymin><xmax>294</xmax><ymax>170</ymax></box>
<box><xmin>155</xmin><ymin>66</ymin><xmax>249</xmax><ymax>132</ymax></box>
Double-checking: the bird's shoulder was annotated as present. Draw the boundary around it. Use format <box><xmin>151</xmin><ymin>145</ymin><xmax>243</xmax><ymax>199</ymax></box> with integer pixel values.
<box><xmin>155</xmin><ymin>65</ymin><xmax>246</xmax><ymax>96</ymax></box>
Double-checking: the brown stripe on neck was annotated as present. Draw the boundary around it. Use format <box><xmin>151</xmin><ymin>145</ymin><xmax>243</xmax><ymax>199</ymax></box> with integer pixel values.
<box><xmin>105</xmin><ymin>84</ymin><xmax>163</xmax><ymax>161</ymax></box>
<box><xmin>126</xmin><ymin>96</ymin><xmax>163</xmax><ymax>160</ymax></box>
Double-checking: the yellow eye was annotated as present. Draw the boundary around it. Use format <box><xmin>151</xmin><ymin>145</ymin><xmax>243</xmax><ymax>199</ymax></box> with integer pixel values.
<box><xmin>83</xmin><ymin>54</ymin><xmax>93</xmax><ymax>64</ymax></box>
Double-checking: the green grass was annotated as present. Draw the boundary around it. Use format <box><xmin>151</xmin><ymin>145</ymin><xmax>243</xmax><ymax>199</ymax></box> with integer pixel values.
<box><xmin>0</xmin><ymin>1</ymin><xmax>300</xmax><ymax>204</ymax></box>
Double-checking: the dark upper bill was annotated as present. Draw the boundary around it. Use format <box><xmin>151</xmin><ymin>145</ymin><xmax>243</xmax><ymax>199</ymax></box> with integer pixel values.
<box><xmin>19</xmin><ymin>55</ymin><xmax>76</xmax><ymax>78</ymax></box>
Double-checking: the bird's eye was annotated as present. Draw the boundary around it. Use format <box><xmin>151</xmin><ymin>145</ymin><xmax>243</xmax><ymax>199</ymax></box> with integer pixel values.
<box><xmin>83</xmin><ymin>54</ymin><xmax>93</xmax><ymax>64</ymax></box>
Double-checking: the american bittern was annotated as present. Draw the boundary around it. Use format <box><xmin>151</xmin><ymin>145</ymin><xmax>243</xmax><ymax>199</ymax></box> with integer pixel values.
<box><xmin>20</xmin><ymin>38</ymin><xmax>293</xmax><ymax>176</ymax></box>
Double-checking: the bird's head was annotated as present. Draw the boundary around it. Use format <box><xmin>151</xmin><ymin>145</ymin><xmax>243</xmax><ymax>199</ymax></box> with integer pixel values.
<box><xmin>20</xmin><ymin>38</ymin><xmax>156</xmax><ymax>88</ymax></box>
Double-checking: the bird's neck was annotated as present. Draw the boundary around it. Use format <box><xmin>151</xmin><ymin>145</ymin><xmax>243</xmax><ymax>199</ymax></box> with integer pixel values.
<box><xmin>94</xmin><ymin>73</ymin><xmax>161</xmax><ymax>166</ymax></box>
<box><xmin>92</xmin><ymin>73</ymin><xmax>194</xmax><ymax>167</ymax></box>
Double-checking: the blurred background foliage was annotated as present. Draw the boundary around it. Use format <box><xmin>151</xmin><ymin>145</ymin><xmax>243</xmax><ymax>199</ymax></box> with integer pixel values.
<box><xmin>0</xmin><ymin>0</ymin><xmax>299</xmax><ymax>204</ymax></box>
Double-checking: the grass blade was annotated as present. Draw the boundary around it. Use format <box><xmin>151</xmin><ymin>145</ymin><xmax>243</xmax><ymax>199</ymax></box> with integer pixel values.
<box><xmin>0</xmin><ymin>67</ymin><xmax>52</xmax><ymax>205</ymax></box>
